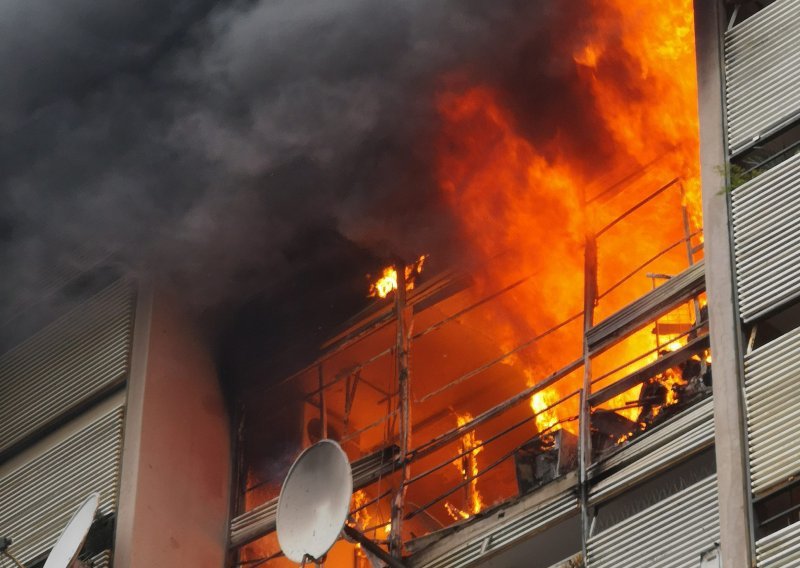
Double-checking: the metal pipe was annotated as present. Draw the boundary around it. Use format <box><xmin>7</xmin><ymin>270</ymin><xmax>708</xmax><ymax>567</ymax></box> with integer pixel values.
<box><xmin>389</xmin><ymin>262</ymin><xmax>411</xmax><ymax>558</ymax></box>
<box><xmin>318</xmin><ymin>364</ymin><xmax>327</xmax><ymax>439</ymax></box>
<box><xmin>343</xmin><ymin>525</ymin><xmax>407</xmax><ymax>568</ymax></box>
<box><xmin>416</xmin><ymin>312</ymin><xmax>583</xmax><ymax>403</ymax></box>
<box><xmin>580</xmin><ymin>229</ymin><xmax>598</xmax><ymax>563</ymax></box>
<box><xmin>595</xmin><ymin>178</ymin><xmax>680</xmax><ymax>238</ymax></box>
<box><xmin>409</xmin><ymin>357</ymin><xmax>583</xmax><ymax>461</ymax></box>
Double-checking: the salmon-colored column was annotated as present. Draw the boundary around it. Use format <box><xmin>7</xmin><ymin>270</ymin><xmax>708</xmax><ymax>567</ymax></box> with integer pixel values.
<box><xmin>115</xmin><ymin>285</ymin><xmax>231</xmax><ymax>568</ymax></box>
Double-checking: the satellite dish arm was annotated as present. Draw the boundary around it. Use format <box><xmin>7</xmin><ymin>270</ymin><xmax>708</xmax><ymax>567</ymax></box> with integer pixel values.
<box><xmin>342</xmin><ymin>525</ymin><xmax>407</xmax><ymax>568</ymax></box>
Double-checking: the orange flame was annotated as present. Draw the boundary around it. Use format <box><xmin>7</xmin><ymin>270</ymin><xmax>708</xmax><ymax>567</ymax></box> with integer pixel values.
<box><xmin>437</xmin><ymin>0</ymin><xmax>701</xmax><ymax>433</ymax></box>
<box><xmin>351</xmin><ymin>489</ymin><xmax>372</xmax><ymax>530</ymax></box>
<box><xmin>368</xmin><ymin>254</ymin><xmax>429</xmax><ymax>299</ymax></box>
<box><xmin>444</xmin><ymin>412</ymin><xmax>484</xmax><ymax>519</ymax></box>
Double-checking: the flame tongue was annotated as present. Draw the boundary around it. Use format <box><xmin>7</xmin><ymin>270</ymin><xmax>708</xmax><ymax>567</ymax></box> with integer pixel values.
<box><xmin>445</xmin><ymin>412</ymin><xmax>484</xmax><ymax>520</ymax></box>
<box><xmin>368</xmin><ymin>254</ymin><xmax>429</xmax><ymax>299</ymax></box>
<box><xmin>531</xmin><ymin>390</ymin><xmax>560</xmax><ymax>435</ymax></box>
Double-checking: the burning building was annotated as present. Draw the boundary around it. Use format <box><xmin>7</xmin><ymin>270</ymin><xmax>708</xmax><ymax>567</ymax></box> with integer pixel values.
<box><xmin>0</xmin><ymin>0</ymin><xmax>799</xmax><ymax>567</ymax></box>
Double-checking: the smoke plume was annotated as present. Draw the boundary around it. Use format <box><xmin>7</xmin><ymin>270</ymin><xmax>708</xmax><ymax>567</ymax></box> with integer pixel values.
<box><xmin>0</xmin><ymin>0</ymin><xmax>622</xmax><ymax>330</ymax></box>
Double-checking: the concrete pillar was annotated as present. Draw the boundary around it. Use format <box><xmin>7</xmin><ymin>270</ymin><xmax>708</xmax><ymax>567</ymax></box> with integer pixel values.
<box><xmin>694</xmin><ymin>1</ymin><xmax>754</xmax><ymax>565</ymax></box>
<box><xmin>115</xmin><ymin>286</ymin><xmax>231</xmax><ymax>568</ymax></box>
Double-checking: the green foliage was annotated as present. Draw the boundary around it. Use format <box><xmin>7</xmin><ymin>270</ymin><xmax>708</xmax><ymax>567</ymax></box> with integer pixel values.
<box><xmin>728</xmin><ymin>163</ymin><xmax>763</xmax><ymax>191</ymax></box>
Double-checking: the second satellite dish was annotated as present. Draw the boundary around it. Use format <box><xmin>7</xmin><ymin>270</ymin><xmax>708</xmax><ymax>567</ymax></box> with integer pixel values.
<box><xmin>276</xmin><ymin>439</ymin><xmax>353</xmax><ymax>564</ymax></box>
<box><xmin>44</xmin><ymin>492</ymin><xmax>100</xmax><ymax>568</ymax></box>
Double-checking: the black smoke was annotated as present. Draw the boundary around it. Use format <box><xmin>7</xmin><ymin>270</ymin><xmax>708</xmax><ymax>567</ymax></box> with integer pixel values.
<box><xmin>0</xmin><ymin>0</ymin><xmax>642</xmax><ymax>363</ymax></box>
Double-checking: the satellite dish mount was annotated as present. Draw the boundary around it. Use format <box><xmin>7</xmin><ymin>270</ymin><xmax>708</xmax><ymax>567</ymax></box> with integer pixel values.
<box><xmin>276</xmin><ymin>440</ymin><xmax>406</xmax><ymax>568</ymax></box>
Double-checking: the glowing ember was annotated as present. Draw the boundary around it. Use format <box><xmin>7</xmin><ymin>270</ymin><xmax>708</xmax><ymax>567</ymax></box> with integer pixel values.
<box><xmin>444</xmin><ymin>412</ymin><xmax>484</xmax><ymax>520</ymax></box>
<box><xmin>444</xmin><ymin>502</ymin><xmax>471</xmax><ymax>521</ymax></box>
<box><xmin>368</xmin><ymin>255</ymin><xmax>429</xmax><ymax>299</ymax></box>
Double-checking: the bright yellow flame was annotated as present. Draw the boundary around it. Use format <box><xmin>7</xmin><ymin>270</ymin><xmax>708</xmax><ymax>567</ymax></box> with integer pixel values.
<box><xmin>531</xmin><ymin>390</ymin><xmax>561</xmax><ymax>434</ymax></box>
<box><xmin>351</xmin><ymin>490</ymin><xmax>372</xmax><ymax>531</ymax></box>
<box><xmin>368</xmin><ymin>255</ymin><xmax>429</xmax><ymax>299</ymax></box>
<box><xmin>444</xmin><ymin>412</ymin><xmax>484</xmax><ymax>519</ymax></box>
<box><xmin>661</xmin><ymin>367</ymin><xmax>686</xmax><ymax>406</ymax></box>
<box><xmin>369</xmin><ymin>266</ymin><xmax>399</xmax><ymax>299</ymax></box>
<box><xmin>666</xmin><ymin>340</ymin><xmax>683</xmax><ymax>352</ymax></box>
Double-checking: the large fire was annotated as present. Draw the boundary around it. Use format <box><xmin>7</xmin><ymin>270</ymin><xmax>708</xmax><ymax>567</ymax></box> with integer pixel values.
<box><xmin>241</xmin><ymin>2</ymin><xmax>705</xmax><ymax>564</ymax></box>
<box><xmin>438</xmin><ymin>0</ymin><xmax>701</xmax><ymax>442</ymax></box>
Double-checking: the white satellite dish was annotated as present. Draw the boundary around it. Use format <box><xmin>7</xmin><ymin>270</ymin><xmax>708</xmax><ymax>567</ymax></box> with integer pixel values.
<box><xmin>43</xmin><ymin>493</ymin><xmax>100</xmax><ymax>568</ymax></box>
<box><xmin>276</xmin><ymin>439</ymin><xmax>353</xmax><ymax>564</ymax></box>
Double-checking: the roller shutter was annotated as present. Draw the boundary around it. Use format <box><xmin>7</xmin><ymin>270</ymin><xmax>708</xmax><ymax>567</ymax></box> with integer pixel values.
<box><xmin>0</xmin><ymin>404</ymin><xmax>125</xmax><ymax>564</ymax></box>
<box><xmin>0</xmin><ymin>279</ymin><xmax>133</xmax><ymax>454</ymax></box>
<box><xmin>587</xmin><ymin>475</ymin><xmax>719</xmax><ymax>567</ymax></box>
<box><xmin>732</xmin><ymin>153</ymin><xmax>800</xmax><ymax>323</ymax></box>
<box><xmin>745</xmin><ymin>325</ymin><xmax>800</xmax><ymax>494</ymax></box>
<box><xmin>725</xmin><ymin>0</ymin><xmax>800</xmax><ymax>155</ymax></box>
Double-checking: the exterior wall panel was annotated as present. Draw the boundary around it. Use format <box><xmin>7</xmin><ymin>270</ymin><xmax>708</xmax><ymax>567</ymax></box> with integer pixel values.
<box><xmin>725</xmin><ymin>0</ymin><xmax>800</xmax><ymax>155</ymax></box>
<box><xmin>732</xmin><ymin>153</ymin><xmax>800</xmax><ymax>322</ymax></box>
<box><xmin>745</xmin><ymin>324</ymin><xmax>800</xmax><ymax>494</ymax></box>
<box><xmin>0</xmin><ymin>279</ymin><xmax>134</xmax><ymax>454</ymax></box>
<box><xmin>0</xmin><ymin>403</ymin><xmax>124</xmax><ymax>564</ymax></box>
<box><xmin>589</xmin><ymin>398</ymin><xmax>714</xmax><ymax>504</ymax></box>
<box><xmin>414</xmin><ymin>491</ymin><xmax>578</xmax><ymax>568</ymax></box>
<box><xmin>756</xmin><ymin>521</ymin><xmax>800</xmax><ymax>567</ymax></box>
<box><xmin>586</xmin><ymin>475</ymin><xmax>719</xmax><ymax>567</ymax></box>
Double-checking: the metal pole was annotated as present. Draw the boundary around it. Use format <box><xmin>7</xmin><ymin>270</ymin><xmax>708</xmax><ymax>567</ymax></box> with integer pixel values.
<box><xmin>389</xmin><ymin>261</ymin><xmax>412</xmax><ymax>559</ymax></box>
<box><xmin>318</xmin><ymin>364</ymin><xmax>328</xmax><ymax>439</ymax></box>
<box><xmin>344</xmin><ymin>525</ymin><xmax>407</xmax><ymax>568</ymax></box>
<box><xmin>580</xmin><ymin>230</ymin><xmax>598</xmax><ymax>561</ymax></box>
<box><xmin>680</xmin><ymin>183</ymin><xmax>703</xmax><ymax>328</ymax></box>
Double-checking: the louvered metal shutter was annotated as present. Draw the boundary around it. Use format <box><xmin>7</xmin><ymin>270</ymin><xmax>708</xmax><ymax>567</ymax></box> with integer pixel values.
<box><xmin>725</xmin><ymin>0</ymin><xmax>800</xmax><ymax>155</ymax></box>
<box><xmin>0</xmin><ymin>279</ymin><xmax>134</xmax><ymax>454</ymax></box>
<box><xmin>756</xmin><ymin>520</ymin><xmax>800</xmax><ymax>567</ymax></box>
<box><xmin>745</xmin><ymin>325</ymin><xmax>800</xmax><ymax>494</ymax></box>
<box><xmin>732</xmin><ymin>153</ymin><xmax>800</xmax><ymax>322</ymax></box>
<box><xmin>418</xmin><ymin>491</ymin><xmax>578</xmax><ymax>568</ymax></box>
<box><xmin>589</xmin><ymin>398</ymin><xmax>714</xmax><ymax>504</ymax></box>
<box><xmin>586</xmin><ymin>475</ymin><xmax>719</xmax><ymax>567</ymax></box>
<box><xmin>90</xmin><ymin>549</ymin><xmax>113</xmax><ymax>568</ymax></box>
<box><xmin>0</xmin><ymin>404</ymin><xmax>124</xmax><ymax>565</ymax></box>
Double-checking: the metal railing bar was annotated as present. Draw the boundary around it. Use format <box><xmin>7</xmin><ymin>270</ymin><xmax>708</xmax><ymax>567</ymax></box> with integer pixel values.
<box><xmin>411</xmin><ymin>274</ymin><xmax>535</xmax><ymax>342</ymax></box>
<box><xmin>302</xmin><ymin>274</ymin><xmax>538</xmax><ymax>402</ymax></box>
<box><xmin>589</xmin><ymin>334</ymin><xmax>711</xmax><ymax>407</ymax></box>
<box><xmin>589</xmin><ymin>320</ymin><xmax>706</xmax><ymax>388</ymax></box>
<box><xmin>595</xmin><ymin>178</ymin><xmax>680</xmax><ymax>238</ymax></box>
<box><xmin>404</xmin><ymin>390</ymin><xmax>581</xmax><ymax>488</ymax></box>
<box><xmin>416</xmin><ymin>313</ymin><xmax>584</xmax><ymax>404</ymax></box>
<box><xmin>597</xmin><ymin>231</ymin><xmax>703</xmax><ymax>301</ymax></box>
<box><xmin>409</xmin><ymin>358</ymin><xmax>583</xmax><ymax>460</ymax></box>
<box><xmin>586</xmin><ymin>154</ymin><xmax>667</xmax><ymax>205</ymax></box>
<box><xmin>351</xmin><ymin>487</ymin><xmax>394</xmax><ymax>518</ymax></box>
<box><xmin>405</xmin><ymin>414</ymin><xmax>579</xmax><ymax>522</ymax></box>
<box><xmin>340</xmin><ymin>410</ymin><xmax>399</xmax><ymax>444</ymax></box>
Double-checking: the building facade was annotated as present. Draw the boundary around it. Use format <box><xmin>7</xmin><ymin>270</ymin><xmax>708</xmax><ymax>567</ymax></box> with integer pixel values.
<box><xmin>1</xmin><ymin>1</ymin><xmax>799</xmax><ymax>568</ymax></box>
